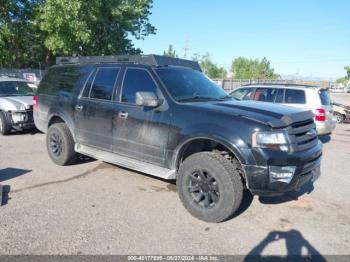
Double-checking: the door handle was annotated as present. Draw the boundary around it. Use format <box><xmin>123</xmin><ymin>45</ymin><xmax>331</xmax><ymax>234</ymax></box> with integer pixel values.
<box><xmin>118</xmin><ymin>111</ymin><xmax>128</xmax><ymax>119</ymax></box>
<box><xmin>75</xmin><ymin>105</ymin><xmax>84</xmax><ymax>111</ymax></box>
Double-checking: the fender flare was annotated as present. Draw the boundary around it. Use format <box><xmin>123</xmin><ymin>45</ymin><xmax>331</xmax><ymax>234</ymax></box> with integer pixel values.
<box><xmin>171</xmin><ymin>134</ymin><xmax>249</xmax><ymax>170</ymax></box>
<box><xmin>47</xmin><ymin>112</ymin><xmax>76</xmax><ymax>141</ymax></box>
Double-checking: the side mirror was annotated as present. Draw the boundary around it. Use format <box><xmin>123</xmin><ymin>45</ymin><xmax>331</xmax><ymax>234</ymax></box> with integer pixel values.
<box><xmin>135</xmin><ymin>92</ymin><xmax>162</xmax><ymax>108</ymax></box>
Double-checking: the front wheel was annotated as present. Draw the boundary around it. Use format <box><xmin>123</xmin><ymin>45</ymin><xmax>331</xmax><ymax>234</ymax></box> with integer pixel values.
<box><xmin>46</xmin><ymin>123</ymin><xmax>78</xmax><ymax>166</ymax></box>
<box><xmin>177</xmin><ymin>152</ymin><xmax>243</xmax><ymax>223</ymax></box>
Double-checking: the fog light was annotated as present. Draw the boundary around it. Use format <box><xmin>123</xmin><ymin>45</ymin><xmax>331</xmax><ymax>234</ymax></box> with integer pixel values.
<box><xmin>269</xmin><ymin>166</ymin><xmax>296</xmax><ymax>183</ymax></box>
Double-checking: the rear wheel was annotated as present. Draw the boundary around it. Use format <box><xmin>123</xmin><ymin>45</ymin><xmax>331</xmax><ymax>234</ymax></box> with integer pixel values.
<box><xmin>177</xmin><ymin>152</ymin><xmax>243</xmax><ymax>223</ymax></box>
<box><xmin>46</xmin><ymin>123</ymin><xmax>77</xmax><ymax>165</ymax></box>
<box><xmin>0</xmin><ymin>112</ymin><xmax>11</xmax><ymax>135</ymax></box>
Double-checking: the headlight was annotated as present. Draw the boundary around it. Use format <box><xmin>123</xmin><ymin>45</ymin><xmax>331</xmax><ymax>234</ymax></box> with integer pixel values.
<box><xmin>252</xmin><ymin>131</ymin><xmax>289</xmax><ymax>151</ymax></box>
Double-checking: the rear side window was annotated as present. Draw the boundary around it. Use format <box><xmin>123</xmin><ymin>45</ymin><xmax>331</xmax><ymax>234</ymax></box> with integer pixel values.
<box><xmin>89</xmin><ymin>68</ymin><xmax>119</xmax><ymax>100</ymax></box>
<box><xmin>38</xmin><ymin>66</ymin><xmax>81</xmax><ymax>95</ymax></box>
<box><xmin>231</xmin><ymin>88</ymin><xmax>253</xmax><ymax>101</ymax></box>
<box><xmin>253</xmin><ymin>88</ymin><xmax>277</xmax><ymax>102</ymax></box>
<box><xmin>285</xmin><ymin>89</ymin><xmax>306</xmax><ymax>104</ymax></box>
<box><xmin>319</xmin><ymin>90</ymin><xmax>331</xmax><ymax>105</ymax></box>
<box><xmin>121</xmin><ymin>68</ymin><xmax>158</xmax><ymax>104</ymax></box>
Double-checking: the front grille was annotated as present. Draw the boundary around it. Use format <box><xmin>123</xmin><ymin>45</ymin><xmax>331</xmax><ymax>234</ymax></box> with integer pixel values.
<box><xmin>286</xmin><ymin>119</ymin><xmax>318</xmax><ymax>151</ymax></box>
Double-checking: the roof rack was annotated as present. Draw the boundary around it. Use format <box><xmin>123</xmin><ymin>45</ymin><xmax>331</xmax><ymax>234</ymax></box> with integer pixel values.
<box><xmin>244</xmin><ymin>83</ymin><xmax>319</xmax><ymax>88</ymax></box>
<box><xmin>56</xmin><ymin>54</ymin><xmax>202</xmax><ymax>71</ymax></box>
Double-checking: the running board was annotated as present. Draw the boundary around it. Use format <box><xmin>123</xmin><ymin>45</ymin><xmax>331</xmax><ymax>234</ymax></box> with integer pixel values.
<box><xmin>75</xmin><ymin>143</ymin><xmax>176</xmax><ymax>180</ymax></box>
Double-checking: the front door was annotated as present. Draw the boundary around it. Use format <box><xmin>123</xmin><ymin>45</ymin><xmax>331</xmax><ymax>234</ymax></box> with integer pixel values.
<box><xmin>75</xmin><ymin>66</ymin><xmax>121</xmax><ymax>151</ymax></box>
<box><xmin>113</xmin><ymin>67</ymin><xmax>170</xmax><ymax>166</ymax></box>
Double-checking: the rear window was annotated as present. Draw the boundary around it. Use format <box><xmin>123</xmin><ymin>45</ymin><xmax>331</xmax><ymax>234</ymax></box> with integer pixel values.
<box><xmin>285</xmin><ymin>89</ymin><xmax>306</xmax><ymax>104</ymax></box>
<box><xmin>319</xmin><ymin>90</ymin><xmax>331</xmax><ymax>105</ymax></box>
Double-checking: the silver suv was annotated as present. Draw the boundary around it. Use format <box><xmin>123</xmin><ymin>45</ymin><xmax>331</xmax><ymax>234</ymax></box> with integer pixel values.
<box><xmin>0</xmin><ymin>76</ymin><xmax>35</xmax><ymax>135</ymax></box>
<box><xmin>230</xmin><ymin>84</ymin><xmax>336</xmax><ymax>135</ymax></box>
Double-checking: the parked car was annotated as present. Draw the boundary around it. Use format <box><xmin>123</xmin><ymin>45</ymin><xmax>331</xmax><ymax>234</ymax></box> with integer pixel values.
<box><xmin>34</xmin><ymin>55</ymin><xmax>322</xmax><ymax>222</ymax></box>
<box><xmin>332</xmin><ymin>102</ymin><xmax>350</xmax><ymax>123</ymax></box>
<box><xmin>230</xmin><ymin>84</ymin><xmax>336</xmax><ymax>135</ymax></box>
<box><xmin>0</xmin><ymin>76</ymin><xmax>35</xmax><ymax>135</ymax></box>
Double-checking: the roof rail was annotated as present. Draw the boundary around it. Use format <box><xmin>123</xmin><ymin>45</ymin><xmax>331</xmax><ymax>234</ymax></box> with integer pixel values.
<box><xmin>56</xmin><ymin>54</ymin><xmax>202</xmax><ymax>71</ymax></box>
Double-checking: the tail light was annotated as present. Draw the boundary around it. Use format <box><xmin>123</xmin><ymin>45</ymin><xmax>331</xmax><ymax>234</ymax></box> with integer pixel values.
<box><xmin>315</xmin><ymin>108</ymin><xmax>326</xmax><ymax>121</ymax></box>
<box><xmin>33</xmin><ymin>96</ymin><xmax>38</xmax><ymax>112</ymax></box>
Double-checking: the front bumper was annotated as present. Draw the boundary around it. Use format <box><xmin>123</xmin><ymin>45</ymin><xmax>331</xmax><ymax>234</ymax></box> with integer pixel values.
<box><xmin>6</xmin><ymin>110</ymin><xmax>35</xmax><ymax>130</ymax></box>
<box><xmin>242</xmin><ymin>141</ymin><xmax>322</xmax><ymax>196</ymax></box>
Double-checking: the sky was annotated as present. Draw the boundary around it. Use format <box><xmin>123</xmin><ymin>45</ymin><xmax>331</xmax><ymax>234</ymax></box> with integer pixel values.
<box><xmin>133</xmin><ymin>0</ymin><xmax>350</xmax><ymax>80</ymax></box>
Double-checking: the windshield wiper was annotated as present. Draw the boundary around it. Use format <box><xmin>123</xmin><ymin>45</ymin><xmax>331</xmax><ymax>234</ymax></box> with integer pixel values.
<box><xmin>177</xmin><ymin>96</ymin><xmax>222</xmax><ymax>102</ymax></box>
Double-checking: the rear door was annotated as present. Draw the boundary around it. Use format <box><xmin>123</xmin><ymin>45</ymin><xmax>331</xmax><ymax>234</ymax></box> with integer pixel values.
<box><xmin>74</xmin><ymin>66</ymin><xmax>121</xmax><ymax>151</ymax></box>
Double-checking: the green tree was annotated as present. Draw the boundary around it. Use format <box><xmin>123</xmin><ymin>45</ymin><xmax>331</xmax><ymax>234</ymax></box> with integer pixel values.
<box><xmin>163</xmin><ymin>44</ymin><xmax>178</xmax><ymax>58</ymax></box>
<box><xmin>231</xmin><ymin>57</ymin><xmax>279</xmax><ymax>79</ymax></box>
<box><xmin>38</xmin><ymin>0</ymin><xmax>155</xmax><ymax>57</ymax></box>
<box><xmin>337</xmin><ymin>66</ymin><xmax>350</xmax><ymax>86</ymax></box>
<box><xmin>0</xmin><ymin>0</ymin><xmax>46</xmax><ymax>68</ymax></box>
<box><xmin>193</xmin><ymin>53</ymin><xmax>227</xmax><ymax>79</ymax></box>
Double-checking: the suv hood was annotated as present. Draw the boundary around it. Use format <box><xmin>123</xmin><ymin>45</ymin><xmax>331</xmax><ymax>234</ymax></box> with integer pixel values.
<box><xmin>190</xmin><ymin>100</ymin><xmax>314</xmax><ymax>128</ymax></box>
<box><xmin>0</xmin><ymin>96</ymin><xmax>33</xmax><ymax>111</ymax></box>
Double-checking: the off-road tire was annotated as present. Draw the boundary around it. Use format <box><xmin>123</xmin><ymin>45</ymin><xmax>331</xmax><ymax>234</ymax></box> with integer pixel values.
<box><xmin>0</xmin><ymin>112</ymin><xmax>11</xmax><ymax>135</ymax></box>
<box><xmin>46</xmin><ymin>123</ymin><xmax>77</xmax><ymax>166</ymax></box>
<box><xmin>177</xmin><ymin>152</ymin><xmax>244</xmax><ymax>223</ymax></box>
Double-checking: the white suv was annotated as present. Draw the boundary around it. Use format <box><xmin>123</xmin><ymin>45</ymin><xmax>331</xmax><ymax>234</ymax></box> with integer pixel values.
<box><xmin>230</xmin><ymin>84</ymin><xmax>336</xmax><ymax>135</ymax></box>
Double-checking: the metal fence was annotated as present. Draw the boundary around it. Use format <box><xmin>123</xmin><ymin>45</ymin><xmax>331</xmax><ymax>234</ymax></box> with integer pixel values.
<box><xmin>213</xmin><ymin>79</ymin><xmax>333</xmax><ymax>92</ymax></box>
<box><xmin>0</xmin><ymin>69</ymin><xmax>44</xmax><ymax>84</ymax></box>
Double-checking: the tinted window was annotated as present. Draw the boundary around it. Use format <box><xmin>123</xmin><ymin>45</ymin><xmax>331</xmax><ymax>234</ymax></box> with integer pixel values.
<box><xmin>122</xmin><ymin>69</ymin><xmax>158</xmax><ymax>103</ymax></box>
<box><xmin>275</xmin><ymin>88</ymin><xmax>285</xmax><ymax>103</ymax></box>
<box><xmin>231</xmin><ymin>88</ymin><xmax>253</xmax><ymax>101</ymax></box>
<box><xmin>253</xmin><ymin>88</ymin><xmax>278</xmax><ymax>102</ymax></box>
<box><xmin>285</xmin><ymin>89</ymin><xmax>306</xmax><ymax>104</ymax></box>
<box><xmin>156</xmin><ymin>67</ymin><xmax>231</xmax><ymax>102</ymax></box>
<box><xmin>82</xmin><ymin>70</ymin><xmax>96</xmax><ymax>97</ymax></box>
<box><xmin>319</xmin><ymin>90</ymin><xmax>331</xmax><ymax>105</ymax></box>
<box><xmin>39</xmin><ymin>66</ymin><xmax>81</xmax><ymax>95</ymax></box>
<box><xmin>90</xmin><ymin>68</ymin><xmax>119</xmax><ymax>100</ymax></box>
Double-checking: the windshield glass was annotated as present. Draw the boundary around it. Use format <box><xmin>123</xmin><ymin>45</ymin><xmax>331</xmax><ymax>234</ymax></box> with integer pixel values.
<box><xmin>0</xmin><ymin>81</ymin><xmax>34</xmax><ymax>96</ymax></box>
<box><xmin>155</xmin><ymin>67</ymin><xmax>232</xmax><ymax>102</ymax></box>
<box><xmin>319</xmin><ymin>90</ymin><xmax>331</xmax><ymax>105</ymax></box>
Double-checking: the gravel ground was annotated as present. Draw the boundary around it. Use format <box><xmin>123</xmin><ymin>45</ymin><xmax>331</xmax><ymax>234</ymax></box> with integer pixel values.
<box><xmin>1</xmin><ymin>111</ymin><xmax>350</xmax><ymax>256</ymax></box>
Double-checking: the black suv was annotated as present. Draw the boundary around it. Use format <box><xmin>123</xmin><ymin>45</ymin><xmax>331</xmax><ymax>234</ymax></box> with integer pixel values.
<box><xmin>34</xmin><ymin>55</ymin><xmax>322</xmax><ymax>222</ymax></box>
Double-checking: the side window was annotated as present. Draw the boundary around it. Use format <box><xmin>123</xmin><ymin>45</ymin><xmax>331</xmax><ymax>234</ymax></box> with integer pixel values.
<box><xmin>231</xmin><ymin>88</ymin><xmax>253</xmax><ymax>101</ymax></box>
<box><xmin>90</xmin><ymin>68</ymin><xmax>119</xmax><ymax>100</ymax></box>
<box><xmin>285</xmin><ymin>89</ymin><xmax>306</xmax><ymax>104</ymax></box>
<box><xmin>121</xmin><ymin>68</ymin><xmax>158</xmax><ymax>104</ymax></box>
<box><xmin>81</xmin><ymin>70</ymin><xmax>96</xmax><ymax>97</ymax></box>
<box><xmin>275</xmin><ymin>88</ymin><xmax>285</xmax><ymax>103</ymax></box>
<box><xmin>253</xmin><ymin>88</ymin><xmax>277</xmax><ymax>102</ymax></box>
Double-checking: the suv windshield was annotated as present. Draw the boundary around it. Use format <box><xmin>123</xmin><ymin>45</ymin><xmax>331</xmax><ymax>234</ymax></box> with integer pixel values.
<box><xmin>319</xmin><ymin>90</ymin><xmax>331</xmax><ymax>105</ymax></box>
<box><xmin>155</xmin><ymin>67</ymin><xmax>232</xmax><ymax>102</ymax></box>
<box><xmin>0</xmin><ymin>81</ymin><xmax>34</xmax><ymax>97</ymax></box>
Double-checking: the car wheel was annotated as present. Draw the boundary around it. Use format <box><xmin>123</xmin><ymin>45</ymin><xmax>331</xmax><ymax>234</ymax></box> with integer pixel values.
<box><xmin>335</xmin><ymin>112</ymin><xmax>345</xmax><ymax>124</ymax></box>
<box><xmin>177</xmin><ymin>152</ymin><xmax>243</xmax><ymax>223</ymax></box>
<box><xmin>0</xmin><ymin>112</ymin><xmax>11</xmax><ymax>135</ymax></box>
<box><xmin>46</xmin><ymin>123</ymin><xmax>78</xmax><ymax>166</ymax></box>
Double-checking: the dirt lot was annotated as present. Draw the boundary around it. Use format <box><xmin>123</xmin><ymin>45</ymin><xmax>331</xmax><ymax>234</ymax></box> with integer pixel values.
<box><xmin>1</xmin><ymin>102</ymin><xmax>350</xmax><ymax>256</ymax></box>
